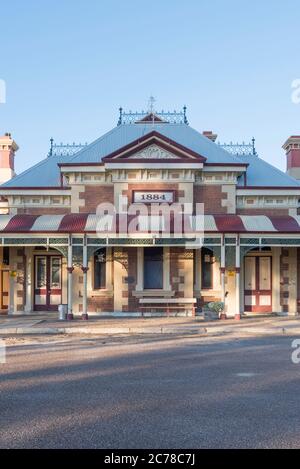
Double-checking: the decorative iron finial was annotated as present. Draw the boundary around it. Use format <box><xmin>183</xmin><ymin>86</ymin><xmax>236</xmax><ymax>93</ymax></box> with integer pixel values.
<box><xmin>183</xmin><ymin>105</ymin><xmax>188</xmax><ymax>124</ymax></box>
<box><xmin>117</xmin><ymin>107</ymin><xmax>123</xmax><ymax>126</ymax></box>
<box><xmin>148</xmin><ymin>96</ymin><xmax>156</xmax><ymax>113</ymax></box>
<box><xmin>48</xmin><ymin>137</ymin><xmax>54</xmax><ymax>157</ymax></box>
<box><xmin>252</xmin><ymin>137</ymin><xmax>257</xmax><ymax>156</ymax></box>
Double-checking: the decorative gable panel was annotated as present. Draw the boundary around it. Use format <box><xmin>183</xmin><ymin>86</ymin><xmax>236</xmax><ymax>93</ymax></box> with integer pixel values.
<box><xmin>129</xmin><ymin>144</ymin><xmax>179</xmax><ymax>160</ymax></box>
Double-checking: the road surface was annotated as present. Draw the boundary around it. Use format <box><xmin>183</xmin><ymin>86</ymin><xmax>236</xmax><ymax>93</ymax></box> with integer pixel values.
<box><xmin>0</xmin><ymin>333</ymin><xmax>299</xmax><ymax>448</ymax></box>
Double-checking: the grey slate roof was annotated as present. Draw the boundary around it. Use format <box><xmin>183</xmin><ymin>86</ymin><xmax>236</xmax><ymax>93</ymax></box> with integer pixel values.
<box><xmin>2</xmin><ymin>122</ymin><xmax>300</xmax><ymax>188</ymax></box>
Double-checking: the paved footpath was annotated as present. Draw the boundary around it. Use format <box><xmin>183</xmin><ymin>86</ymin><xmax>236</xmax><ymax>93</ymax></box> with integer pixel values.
<box><xmin>1</xmin><ymin>313</ymin><xmax>300</xmax><ymax>337</ymax></box>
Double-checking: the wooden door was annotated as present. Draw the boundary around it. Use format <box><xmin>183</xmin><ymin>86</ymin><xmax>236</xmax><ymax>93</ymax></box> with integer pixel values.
<box><xmin>244</xmin><ymin>256</ymin><xmax>272</xmax><ymax>312</ymax></box>
<box><xmin>1</xmin><ymin>270</ymin><xmax>9</xmax><ymax>310</ymax></box>
<box><xmin>34</xmin><ymin>256</ymin><xmax>62</xmax><ymax>311</ymax></box>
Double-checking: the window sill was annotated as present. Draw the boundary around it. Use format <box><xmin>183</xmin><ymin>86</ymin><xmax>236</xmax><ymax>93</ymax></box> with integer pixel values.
<box><xmin>132</xmin><ymin>289</ymin><xmax>175</xmax><ymax>298</ymax></box>
<box><xmin>91</xmin><ymin>289</ymin><xmax>114</xmax><ymax>298</ymax></box>
<box><xmin>195</xmin><ymin>289</ymin><xmax>222</xmax><ymax>296</ymax></box>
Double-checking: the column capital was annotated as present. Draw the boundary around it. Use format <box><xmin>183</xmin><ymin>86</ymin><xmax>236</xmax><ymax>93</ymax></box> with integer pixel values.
<box><xmin>81</xmin><ymin>266</ymin><xmax>89</xmax><ymax>273</ymax></box>
<box><xmin>67</xmin><ymin>266</ymin><xmax>74</xmax><ymax>274</ymax></box>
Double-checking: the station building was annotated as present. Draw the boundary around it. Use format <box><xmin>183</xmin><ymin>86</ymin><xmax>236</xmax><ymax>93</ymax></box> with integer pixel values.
<box><xmin>0</xmin><ymin>107</ymin><xmax>300</xmax><ymax>319</ymax></box>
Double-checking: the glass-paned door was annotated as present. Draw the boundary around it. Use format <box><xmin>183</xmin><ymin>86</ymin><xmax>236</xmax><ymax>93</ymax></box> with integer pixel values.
<box><xmin>34</xmin><ymin>256</ymin><xmax>62</xmax><ymax>311</ymax></box>
<box><xmin>244</xmin><ymin>256</ymin><xmax>272</xmax><ymax>312</ymax></box>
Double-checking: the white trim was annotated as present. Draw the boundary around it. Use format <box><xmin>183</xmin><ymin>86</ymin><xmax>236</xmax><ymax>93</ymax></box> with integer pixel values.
<box><xmin>237</xmin><ymin>188</ymin><xmax>300</xmax><ymax>196</ymax></box>
<box><xmin>203</xmin><ymin>166</ymin><xmax>246</xmax><ymax>173</ymax></box>
<box><xmin>105</xmin><ymin>162</ymin><xmax>204</xmax><ymax>170</ymax></box>
<box><xmin>60</xmin><ymin>166</ymin><xmax>105</xmax><ymax>173</ymax></box>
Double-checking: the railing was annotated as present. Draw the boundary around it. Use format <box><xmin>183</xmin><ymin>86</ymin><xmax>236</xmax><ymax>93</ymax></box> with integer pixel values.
<box><xmin>219</xmin><ymin>138</ymin><xmax>257</xmax><ymax>156</ymax></box>
<box><xmin>48</xmin><ymin>138</ymin><xmax>88</xmax><ymax>157</ymax></box>
<box><xmin>117</xmin><ymin>106</ymin><xmax>188</xmax><ymax>125</ymax></box>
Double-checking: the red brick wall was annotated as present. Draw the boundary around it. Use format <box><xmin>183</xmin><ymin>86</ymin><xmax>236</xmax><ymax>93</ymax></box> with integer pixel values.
<box><xmin>79</xmin><ymin>185</ymin><xmax>114</xmax><ymax>212</ymax></box>
<box><xmin>17</xmin><ymin>208</ymin><xmax>70</xmax><ymax>215</ymax></box>
<box><xmin>194</xmin><ymin>185</ymin><xmax>227</xmax><ymax>214</ymax></box>
<box><xmin>237</xmin><ymin>208</ymin><xmax>289</xmax><ymax>215</ymax></box>
<box><xmin>85</xmin><ymin>296</ymin><xmax>114</xmax><ymax>313</ymax></box>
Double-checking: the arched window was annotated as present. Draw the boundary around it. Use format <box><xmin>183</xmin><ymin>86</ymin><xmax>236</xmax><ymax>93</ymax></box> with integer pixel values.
<box><xmin>201</xmin><ymin>247</ymin><xmax>213</xmax><ymax>289</ymax></box>
<box><xmin>94</xmin><ymin>248</ymin><xmax>106</xmax><ymax>289</ymax></box>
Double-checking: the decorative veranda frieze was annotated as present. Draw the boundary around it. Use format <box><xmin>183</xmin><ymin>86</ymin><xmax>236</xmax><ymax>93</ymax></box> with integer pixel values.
<box><xmin>2</xmin><ymin>235</ymin><xmax>300</xmax><ymax>249</ymax></box>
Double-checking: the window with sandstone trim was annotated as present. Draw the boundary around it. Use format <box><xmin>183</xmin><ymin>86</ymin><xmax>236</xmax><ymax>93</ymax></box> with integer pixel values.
<box><xmin>144</xmin><ymin>247</ymin><xmax>163</xmax><ymax>289</ymax></box>
<box><xmin>201</xmin><ymin>247</ymin><xmax>213</xmax><ymax>289</ymax></box>
<box><xmin>94</xmin><ymin>248</ymin><xmax>106</xmax><ymax>289</ymax></box>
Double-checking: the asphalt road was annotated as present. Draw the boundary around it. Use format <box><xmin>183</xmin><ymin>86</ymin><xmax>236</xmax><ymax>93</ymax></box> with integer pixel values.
<box><xmin>0</xmin><ymin>333</ymin><xmax>300</xmax><ymax>448</ymax></box>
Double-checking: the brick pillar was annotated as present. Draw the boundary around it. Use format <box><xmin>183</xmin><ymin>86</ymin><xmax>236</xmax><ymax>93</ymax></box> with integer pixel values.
<box><xmin>67</xmin><ymin>242</ymin><xmax>74</xmax><ymax>320</ymax></box>
<box><xmin>280</xmin><ymin>248</ymin><xmax>289</xmax><ymax>314</ymax></box>
<box><xmin>235</xmin><ymin>240</ymin><xmax>241</xmax><ymax>320</ymax></box>
<box><xmin>81</xmin><ymin>238</ymin><xmax>88</xmax><ymax>320</ymax></box>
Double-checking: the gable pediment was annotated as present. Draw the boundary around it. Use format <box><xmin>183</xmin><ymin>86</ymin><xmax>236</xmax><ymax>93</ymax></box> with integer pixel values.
<box><xmin>102</xmin><ymin>130</ymin><xmax>207</xmax><ymax>163</ymax></box>
<box><xmin>128</xmin><ymin>144</ymin><xmax>180</xmax><ymax>160</ymax></box>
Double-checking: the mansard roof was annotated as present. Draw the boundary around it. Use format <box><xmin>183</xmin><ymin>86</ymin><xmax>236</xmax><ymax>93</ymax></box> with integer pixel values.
<box><xmin>2</xmin><ymin>122</ymin><xmax>300</xmax><ymax>188</ymax></box>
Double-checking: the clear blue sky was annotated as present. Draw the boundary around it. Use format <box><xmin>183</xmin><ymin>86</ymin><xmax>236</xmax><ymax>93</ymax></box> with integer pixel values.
<box><xmin>0</xmin><ymin>0</ymin><xmax>300</xmax><ymax>174</ymax></box>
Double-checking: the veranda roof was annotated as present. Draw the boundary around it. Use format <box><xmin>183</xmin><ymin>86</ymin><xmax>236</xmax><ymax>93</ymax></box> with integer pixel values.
<box><xmin>1</xmin><ymin>214</ymin><xmax>300</xmax><ymax>234</ymax></box>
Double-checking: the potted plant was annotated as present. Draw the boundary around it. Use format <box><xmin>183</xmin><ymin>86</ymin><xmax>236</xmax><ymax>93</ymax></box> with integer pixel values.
<box><xmin>207</xmin><ymin>301</ymin><xmax>226</xmax><ymax>320</ymax></box>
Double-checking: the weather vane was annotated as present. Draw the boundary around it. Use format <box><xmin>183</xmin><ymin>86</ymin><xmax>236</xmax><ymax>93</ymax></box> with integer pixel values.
<box><xmin>148</xmin><ymin>96</ymin><xmax>156</xmax><ymax>114</ymax></box>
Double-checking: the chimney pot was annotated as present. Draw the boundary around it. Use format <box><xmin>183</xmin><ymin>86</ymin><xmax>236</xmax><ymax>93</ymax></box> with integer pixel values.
<box><xmin>202</xmin><ymin>130</ymin><xmax>218</xmax><ymax>142</ymax></box>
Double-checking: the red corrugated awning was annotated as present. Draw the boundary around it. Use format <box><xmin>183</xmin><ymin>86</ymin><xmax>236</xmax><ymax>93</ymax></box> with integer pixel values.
<box><xmin>0</xmin><ymin>213</ymin><xmax>300</xmax><ymax>234</ymax></box>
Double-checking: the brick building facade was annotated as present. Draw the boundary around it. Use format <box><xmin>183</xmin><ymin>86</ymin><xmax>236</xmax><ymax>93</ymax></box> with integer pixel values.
<box><xmin>1</xmin><ymin>108</ymin><xmax>300</xmax><ymax>318</ymax></box>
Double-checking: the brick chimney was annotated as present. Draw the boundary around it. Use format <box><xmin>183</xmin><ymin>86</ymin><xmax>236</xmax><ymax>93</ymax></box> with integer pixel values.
<box><xmin>283</xmin><ymin>135</ymin><xmax>300</xmax><ymax>179</ymax></box>
<box><xmin>0</xmin><ymin>133</ymin><xmax>18</xmax><ymax>184</ymax></box>
<box><xmin>202</xmin><ymin>130</ymin><xmax>218</xmax><ymax>142</ymax></box>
